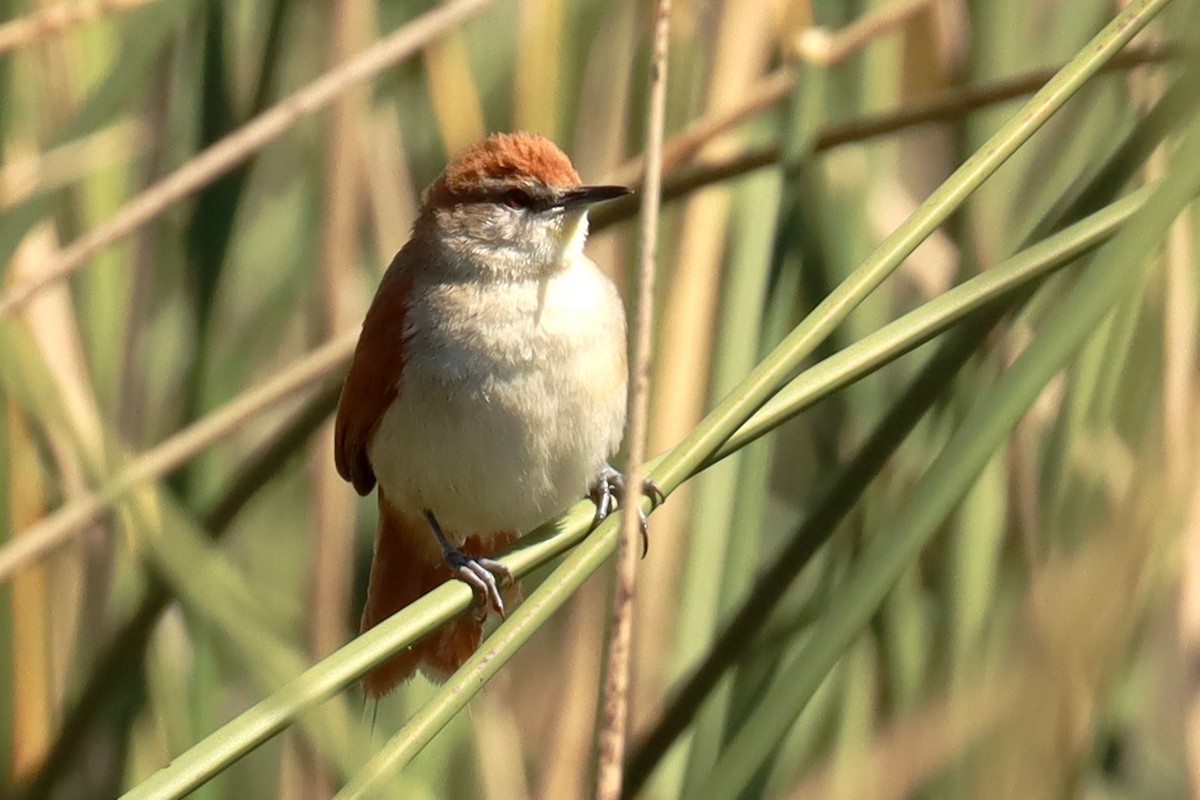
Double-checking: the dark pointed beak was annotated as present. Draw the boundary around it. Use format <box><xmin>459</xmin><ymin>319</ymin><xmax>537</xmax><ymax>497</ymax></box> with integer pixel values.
<box><xmin>555</xmin><ymin>185</ymin><xmax>632</xmax><ymax>209</ymax></box>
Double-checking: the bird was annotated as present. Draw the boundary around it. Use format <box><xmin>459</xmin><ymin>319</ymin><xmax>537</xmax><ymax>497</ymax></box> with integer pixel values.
<box><xmin>334</xmin><ymin>131</ymin><xmax>657</xmax><ymax>698</ymax></box>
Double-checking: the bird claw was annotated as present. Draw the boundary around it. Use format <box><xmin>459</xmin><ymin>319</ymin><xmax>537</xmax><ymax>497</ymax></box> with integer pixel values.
<box><xmin>426</xmin><ymin>510</ymin><xmax>511</xmax><ymax>618</ymax></box>
<box><xmin>588</xmin><ymin>466</ymin><xmax>665</xmax><ymax>558</ymax></box>
<box><xmin>447</xmin><ymin>552</ymin><xmax>511</xmax><ymax>619</ymax></box>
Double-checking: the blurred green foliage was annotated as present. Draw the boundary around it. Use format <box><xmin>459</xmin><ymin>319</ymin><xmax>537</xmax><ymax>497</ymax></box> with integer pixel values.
<box><xmin>1</xmin><ymin>0</ymin><xmax>1198</xmax><ymax>798</ymax></box>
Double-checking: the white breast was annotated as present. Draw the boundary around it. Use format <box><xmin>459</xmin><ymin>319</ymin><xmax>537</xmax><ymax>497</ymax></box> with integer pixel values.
<box><xmin>368</xmin><ymin>257</ymin><xmax>627</xmax><ymax>541</ymax></box>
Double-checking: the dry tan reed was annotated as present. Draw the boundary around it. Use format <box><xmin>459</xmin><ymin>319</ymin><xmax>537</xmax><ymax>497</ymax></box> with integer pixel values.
<box><xmin>594</xmin><ymin>0</ymin><xmax>671</xmax><ymax>797</ymax></box>
<box><xmin>0</xmin><ymin>0</ymin><xmax>163</xmax><ymax>54</ymax></box>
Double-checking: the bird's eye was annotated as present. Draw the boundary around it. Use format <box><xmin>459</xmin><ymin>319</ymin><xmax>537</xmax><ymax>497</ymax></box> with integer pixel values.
<box><xmin>502</xmin><ymin>189</ymin><xmax>534</xmax><ymax>210</ymax></box>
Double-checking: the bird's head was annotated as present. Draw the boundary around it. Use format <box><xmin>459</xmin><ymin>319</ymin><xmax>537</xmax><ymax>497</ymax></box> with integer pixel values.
<box><xmin>417</xmin><ymin>132</ymin><xmax>630</xmax><ymax>281</ymax></box>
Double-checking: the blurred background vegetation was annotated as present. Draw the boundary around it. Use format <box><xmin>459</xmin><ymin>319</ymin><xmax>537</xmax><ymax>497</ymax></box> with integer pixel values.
<box><xmin>1</xmin><ymin>0</ymin><xmax>1199</xmax><ymax>798</ymax></box>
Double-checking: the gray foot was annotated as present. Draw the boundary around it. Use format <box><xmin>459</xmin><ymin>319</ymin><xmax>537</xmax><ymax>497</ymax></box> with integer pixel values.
<box><xmin>425</xmin><ymin>511</ymin><xmax>512</xmax><ymax>617</ymax></box>
<box><xmin>588</xmin><ymin>466</ymin><xmax>665</xmax><ymax>557</ymax></box>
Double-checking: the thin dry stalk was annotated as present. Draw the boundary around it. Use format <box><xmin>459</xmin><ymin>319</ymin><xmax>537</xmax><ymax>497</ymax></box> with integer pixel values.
<box><xmin>596</xmin><ymin>43</ymin><xmax>1179</xmax><ymax>218</ymax></box>
<box><xmin>604</xmin><ymin>68</ymin><xmax>792</xmax><ymax>188</ymax></box>
<box><xmin>595</xmin><ymin>1</ymin><xmax>670</xmax><ymax>797</ymax></box>
<box><xmin>604</xmin><ymin>0</ymin><xmax>933</xmax><ymax>193</ymax></box>
<box><xmin>593</xmin><ymin>45</ymin><xmax>1181</xmax><ymax>232</ymax></box>
<box><xmin>0</xmin><ymin>0</ymin><xmax>163</xmax><ymax>54</ymax></box>
<box><xmin>0</xmin><ymin>0</ymin><xmax>493</xmax><ymax>319</ymax></box>
<box><xmin>636</xmin><ymin>0</ymin><xmax>778</xmax><ymax>730</ymax></box>
<box><xmin>793</xmin><ymin>0</ymin><xmax>933</xmax><ymax>67</ymax></box>
<box><xmin>0</xmin><ymin>331</ymin><xmax>357</xmax><ymax>584</ymax></box>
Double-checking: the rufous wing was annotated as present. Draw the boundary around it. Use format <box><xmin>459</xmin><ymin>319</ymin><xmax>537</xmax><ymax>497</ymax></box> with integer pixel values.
<box><xmin>334</xmin><ymin>254</ymin><xmax>415</xmax><ymax>495</ymax></box>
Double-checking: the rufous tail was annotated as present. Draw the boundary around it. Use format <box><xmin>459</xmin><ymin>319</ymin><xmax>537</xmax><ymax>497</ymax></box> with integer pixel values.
<box><xmin>360</xmin><ymin>493</ymin><xmax>519</xmax><ymax>698</ymax></box>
